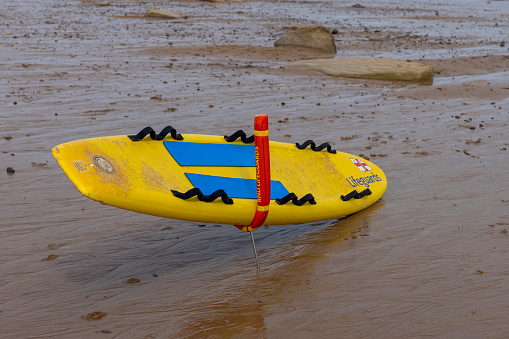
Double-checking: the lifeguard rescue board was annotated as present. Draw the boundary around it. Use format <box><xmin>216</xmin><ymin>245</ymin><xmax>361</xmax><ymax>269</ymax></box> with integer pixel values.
<box><xmin>52</xmin><ymin>126</ymin><xmax>387</xmax><ymax>226</ymax></box>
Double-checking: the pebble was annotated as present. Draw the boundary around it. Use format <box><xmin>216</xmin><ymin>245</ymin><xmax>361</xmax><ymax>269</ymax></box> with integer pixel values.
<box><xmin>82</xmin><ymin>311</ymin><xmax>107</xmax><ymax>320</ymax></box>
<box><xmin>41</xmin><ymin>254</ymin><xmax>58</xmax><ymax>261</ymax></box>
<box><xmin>126</xmin><ymin>277</ymin><xmax>141</xmax><ymax>284</ymax></box>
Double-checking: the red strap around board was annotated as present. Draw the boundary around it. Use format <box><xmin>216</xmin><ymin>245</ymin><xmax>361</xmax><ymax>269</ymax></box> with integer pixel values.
<box><xmin>235</xmin><ymin>114</ymin><xmax>270</xmax><ymax>232</ymax></box>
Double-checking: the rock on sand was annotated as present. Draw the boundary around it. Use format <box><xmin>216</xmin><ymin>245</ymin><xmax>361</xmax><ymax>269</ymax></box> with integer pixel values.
<box><xmin>145</xmin><ymin>9</ymin><xmax>182</xmax><ymax>19</ymax></box>
<box><xmin>275</xmin><ymin>25</ymin><xmax>337</xmax><ymax>54</ymax></box>
<box><xmin>287</xmin><ymin>58</ymin><xmax>434</xmax><ymax>83</ymax></box>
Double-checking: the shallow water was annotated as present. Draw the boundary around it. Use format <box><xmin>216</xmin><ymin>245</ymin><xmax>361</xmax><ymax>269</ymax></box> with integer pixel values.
<box><xmin>1</xmin><ymin>0</ymin><xmax>509</xmax><ymax>337</ymax></box>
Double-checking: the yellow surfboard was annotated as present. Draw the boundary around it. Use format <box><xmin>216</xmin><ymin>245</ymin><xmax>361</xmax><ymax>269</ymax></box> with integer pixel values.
<box><xmin>52</xmin><ymin>126</ymin><xmax>387</xmax><ymax>226</ymax></box>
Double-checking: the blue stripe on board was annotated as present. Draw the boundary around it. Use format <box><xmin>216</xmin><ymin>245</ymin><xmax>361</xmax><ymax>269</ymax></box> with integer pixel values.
<box><xmin>185</xmin><ymin>173</ymin><xmax>289</xmax><ymax>200</ymax></box>
<box><xmin>164</xmin><ymin>141</ymin><xmax>255</xmax><ymax>167</ymax></box>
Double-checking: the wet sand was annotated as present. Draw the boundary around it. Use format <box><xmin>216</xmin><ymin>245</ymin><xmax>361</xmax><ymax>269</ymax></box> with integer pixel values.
<box><xmin>1</xmin><ymin>0</ymin><xmax>509</xmax><ymax>337</ymax></box>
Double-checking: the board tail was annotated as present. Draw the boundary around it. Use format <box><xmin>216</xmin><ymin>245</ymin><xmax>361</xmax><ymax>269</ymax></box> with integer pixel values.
<box><xmin>235</xmin><ymin>114</ymin><xmax>270</xmax><ymax>232</ymax></box>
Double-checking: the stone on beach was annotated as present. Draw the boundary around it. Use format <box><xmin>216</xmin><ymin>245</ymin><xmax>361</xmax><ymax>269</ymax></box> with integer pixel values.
<box><xmin>145</xmin><ymin>8</ymin><xmax>182</xmax><ymax>19</ymax></box>
<box><xmin>275</xmin><ymin>25</ymin><xmax>337</xmax><ymax>54</ymax></box>
<box><xmin>287</xmin><ymin>57</ymin><xmax>434</xmax><ymax>83</ymax></box>
<box><xmin>82</xmin><ymin>311</ymin><xmax>107</xmax><ymax>320</ymax></box>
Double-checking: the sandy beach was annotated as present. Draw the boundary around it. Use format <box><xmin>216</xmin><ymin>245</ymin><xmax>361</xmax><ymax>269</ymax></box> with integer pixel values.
<box><xmin>1</xmin><ymin>0</ymin><xmax>508</xmax><ymax>337</ymax></box>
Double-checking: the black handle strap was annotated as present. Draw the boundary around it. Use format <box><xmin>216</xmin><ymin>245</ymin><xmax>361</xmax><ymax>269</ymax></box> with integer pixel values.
<box><xmin>341</xmin><ymin>188</ymin><xmax>372</xmax><ymax>201</ymax></box>
<box><xmin>171</xmin><ymin>188</ymin><xmax>233</xmax><ymax>204</ymax></box>
<box><xmin>276</xmin><ymin>193</ymin><xmax>316</xmax><ymax>206</ymax></box>
<box><xmin>295</xmin><ymin>140</ymin><xmax>336</xmax><ymax>154</ymax></box>
<box><xmin>224</xmin><ymin>130</ymin><xmax>255</xmax><ymax>143</ymax></box>
<box><xmin>128</xmin><ymin>126</ymin><xmax>183</xmax><ymax>141</ymax></box>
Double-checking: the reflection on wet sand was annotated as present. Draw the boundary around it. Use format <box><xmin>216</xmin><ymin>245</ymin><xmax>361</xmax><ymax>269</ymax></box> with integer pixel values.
<box><xmin>175</xmin><ymin>204</ymin><xmax>385</xmax><ymax>338</ymax></box>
